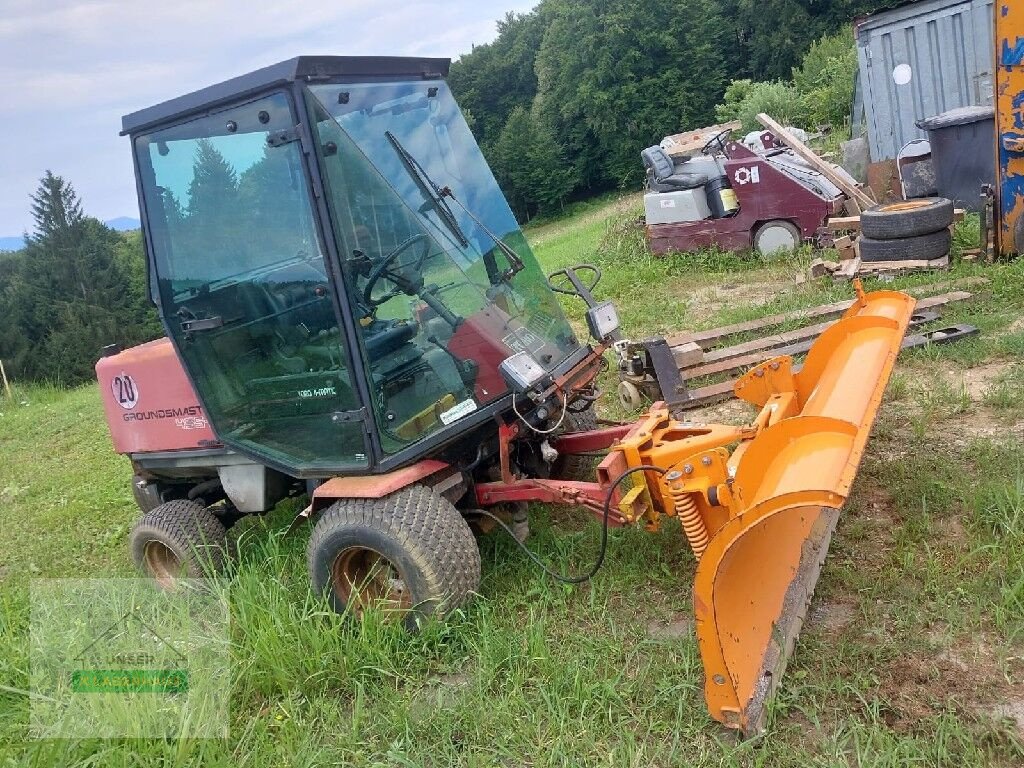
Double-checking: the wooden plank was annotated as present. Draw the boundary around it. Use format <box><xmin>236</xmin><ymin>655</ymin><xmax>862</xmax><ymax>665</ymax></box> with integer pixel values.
<box><xmin>833</xmin><ymin>256</ymin><xmax>861</xmax><ymax>281</ymax></box>
<box><xmin>858</xmin><ymin>255</ymin><xmax>949</xmax><ymax>273</ymax></box>
<box><xmin>700</xmin><ymin>318</ymin><xmax>841</xmax><ymax>364</ymax></box>
<box><xmin>666</xmin><ymin>299</ymin><xmax>858</xmax><ymax>350</ymax></box>
<box><xmin>680</xmin><ymin>322</ymin><xmax>976</xmax><ymax>410</ymax></box>
<box><xmin>827</xmin><ymin>216</ymin><xmax>861</xmax><ymax>232</ymax></box>
<box><xmin>662</xmin><ymin>120</ymin><xmax>742</xmax><ymax>157</ymax></box>
<box><xmin>667</xmin><ymin>279</ymin><xmax>986</xmax><ymax>352</ymax></box>
<box><xmin>684</xmin><ymin>307</ymin><xmax>941</xmax><ymax>380</ymax></box>
<box><xmin>680</xmin><ymin>290</ymin><xmax>973</xmax><ymax>371</ymax></box>
<box><xmin>756</xmin><ymin>113</ymin><xmax>876</xmax><ymax>208</ymax></box>
<box><xmin>671</xmin><ymin>341</ymin><xmax>703</xmax><ymax>368</ymax></box>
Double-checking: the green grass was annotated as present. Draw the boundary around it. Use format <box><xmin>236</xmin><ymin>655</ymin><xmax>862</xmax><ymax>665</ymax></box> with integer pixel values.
<box><xmin>3</xmin><ymin>198</ymin><xmax>1024</xmax><ymax>765</ymax></box>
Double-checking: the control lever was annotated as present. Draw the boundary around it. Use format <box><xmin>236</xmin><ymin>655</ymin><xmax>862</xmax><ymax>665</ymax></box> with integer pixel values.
<box><xmin>546</xmin><ymin>264</ymin><xmax>602</xmax><ymax>308</ymax></box>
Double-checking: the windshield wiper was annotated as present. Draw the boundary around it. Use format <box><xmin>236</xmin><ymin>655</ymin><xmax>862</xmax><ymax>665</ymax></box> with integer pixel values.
<box><xmin>385</xmin><ymin>131</ymin><xmax>525</xmax><ymax>283</ymax></box>
<box><xmin>385</xmin><ymin>131</ymin><xmax>468</xmax><ymax>248</ymax></box>
<box><xmin>436</xmin><ymin>186</ymin><xmax>525</xmax><ymax>281</ymax></box>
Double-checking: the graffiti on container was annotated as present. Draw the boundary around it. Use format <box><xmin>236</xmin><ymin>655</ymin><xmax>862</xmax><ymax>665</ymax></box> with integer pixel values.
<box><xmin>1003</xmin><ymin>37</ymin><xmax>1024</xmax><ymax>67</ymax></box>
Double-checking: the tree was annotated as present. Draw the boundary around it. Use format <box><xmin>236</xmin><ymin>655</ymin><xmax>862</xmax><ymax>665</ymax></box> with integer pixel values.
<box><xmin>186</xmin><ymin>139</ymin><xmax>238</xmax><ymax>218</ymax></box>
<box><xmin>0</xmin><ymin>173</ymin><xmax>160</xmax><ymax>385</ymax></box>
<box><xmin>447</xmin><ymin>0</ymin><xmax>888</xmax><ymax>220</ymax></box>
<box><xmin>27</xmin><ymin>170</ymin><xmax>84</xmax><ymax>243</ymax></box>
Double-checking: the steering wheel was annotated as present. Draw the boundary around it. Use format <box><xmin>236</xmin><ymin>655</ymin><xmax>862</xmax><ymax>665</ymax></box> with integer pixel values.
<box><xmin>700</xmin><ymin>128</ymin><xmax>733</xmax><ymax>156</ymax></box>
<box><xmin>362</xmin><ymin>234</ymin><xmax>431</xmax><ymax>308</ymax></box>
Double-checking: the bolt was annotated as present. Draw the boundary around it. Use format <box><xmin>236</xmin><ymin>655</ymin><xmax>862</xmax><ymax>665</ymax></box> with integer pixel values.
<box><xmin>755</xmin><ymin>369</ymin><xmax>765</xmax><ymax>377</ymax></box>
<box><xmin>675</xmin><ymin>385</ymin><xmax>686</xmax><ymax>394</ymax></box>
<box><xmin>770</xmin><ymin>361</ymin><xmax>780</xmax><ymax>371</ymax></box>
<box><xmin>665</xmin><ymin>470</ymin><xmax>682</xmax><ymax>481</ymax></box>
<box><xmin>713</xmin><ymin>674</ymin><xmax>726</xmax><ymax>685</ymax></box>
<box><xmin>702</xmin><ymin>456</ymin><xmax>712</xmax><ymax>466</ymax></box>
<box><xmin>683</xmin><ymin>464</ymin><xmax>693</xmax><ymax>474</ymax></box>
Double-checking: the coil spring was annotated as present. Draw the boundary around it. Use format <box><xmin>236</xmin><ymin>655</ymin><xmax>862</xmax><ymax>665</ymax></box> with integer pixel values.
<box><xmin>670</xmin><ymin>484</ymin><xmax>709</xmax><ymax>558</ymax></box>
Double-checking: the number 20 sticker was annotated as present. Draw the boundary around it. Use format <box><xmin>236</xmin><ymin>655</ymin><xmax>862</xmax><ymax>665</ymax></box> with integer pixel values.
<box><xmin>112</xmin><ymin>374</ymin><xmax>139</xmax><ymax>410</ymax></box>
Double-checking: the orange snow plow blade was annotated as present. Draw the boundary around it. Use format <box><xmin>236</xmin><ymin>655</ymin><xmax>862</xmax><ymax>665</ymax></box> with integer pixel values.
<box><xmin>693</xmin><ymin>286</ymin><xmax>915</xmax><ymax>732</ymax></box>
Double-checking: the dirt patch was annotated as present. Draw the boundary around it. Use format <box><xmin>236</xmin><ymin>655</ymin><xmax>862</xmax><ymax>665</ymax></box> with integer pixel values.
<box><xmin>1004</xmin><ymin>314</ymin><xmax>1024</xmax><ymax>335</ymax></box>
<box><xmin>961</xmin><ymin>361</ymin><xmax>1014</xmax><ymax>401</ymax></box>
<box><xmin>807</xmin><ymin>598</ymin><xmax>858</xmax><ymax>635</ymax></box>
<box><xmin>409</xmin><ymin>671</ymin><xmax>472</xmax><ymax>720</ymax></box>
<box><xmin>646</xmin><ymin>614</ymin><xmax>694</xmax><ymax>641</ymax></box>
<box><xmin>938</xmin><ymin>407</ymin><xmax>1024</xmax><ymax>445</ymax></box>
<box><xmin>686</xmin><ymin>398</ymin><xmax>754</xmax><ymax>426</ymax></box>
<box><xmin>991</xmin><ymin>699</ymin><xmax>1024</xmax><ymax>736</ymax></box>
<box><xmin>877</xmin><ymin>632</ymin><xmax>1024</xmax><ymax>733</ymax></box>
<box><xmin>681</xmin><ymin>278</ymin><xmax>790</xmax><ymax>320</ymax></box>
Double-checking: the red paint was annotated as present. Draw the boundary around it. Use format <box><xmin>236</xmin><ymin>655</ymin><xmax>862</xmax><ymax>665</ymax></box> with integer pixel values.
<box><xmin>312</xmin><ymin>459</ymin><xmax>449</xmax><ymax>502</ymax></box>
<box><xmin>96</xmin><ymin>337</ymin><xmax>217</xmax><ymax>454</ymax></box>
<box><xmin>647</xmin><ymin>139</ymin><xmax>841</xmax><ymax>255</ymax></box>
<box><xmin>446</xmin><ymin>308</ymin><xmax>514</xmax><ymax>403</ymax></box>
<box><xmin>552</xmin><ymin>424</ymin><xmax>632</xmax><ymax>454</ymax></box>
<box><xmin>474</xmin><ymin>478</ymin><xmax>626</xmax><ymax>526</ymax></box>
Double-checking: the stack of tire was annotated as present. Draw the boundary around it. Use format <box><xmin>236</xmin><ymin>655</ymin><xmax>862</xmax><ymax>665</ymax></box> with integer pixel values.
<box><xmin>858</xmin><ymin>198</ymin><xmax>955</xmax><ymax>263</ymax></box>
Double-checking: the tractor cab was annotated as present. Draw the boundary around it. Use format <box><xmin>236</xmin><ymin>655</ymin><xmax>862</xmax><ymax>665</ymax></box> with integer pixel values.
<box><xmin>124</xmin><ymin>57</ymin><xmax>591</xmax><ymax>477</ymax></box>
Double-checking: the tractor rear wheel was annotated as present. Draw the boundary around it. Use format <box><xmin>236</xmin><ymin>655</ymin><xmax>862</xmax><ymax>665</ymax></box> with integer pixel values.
<box><xmin>307</xmin><ymin>484</ymin><xmax>480</xmax><ymax>628</ymax></box>
<box><xmin>129</xmin><ymin>500</ymin><xmax>228</xmax><ymax>589</ymax></box>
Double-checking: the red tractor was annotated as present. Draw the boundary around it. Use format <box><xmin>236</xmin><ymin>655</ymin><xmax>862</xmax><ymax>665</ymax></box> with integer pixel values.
<box><xmin>99</xmin><ymin>56</ymin><xmax>913</xmax><ymax>733</ymax></box>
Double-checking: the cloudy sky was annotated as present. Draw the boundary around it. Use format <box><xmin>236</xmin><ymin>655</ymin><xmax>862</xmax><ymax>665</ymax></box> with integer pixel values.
<box><xmin>0</xmin><ymin>0</ymin><xmax>531</xmax><ymax>237</ymax></box>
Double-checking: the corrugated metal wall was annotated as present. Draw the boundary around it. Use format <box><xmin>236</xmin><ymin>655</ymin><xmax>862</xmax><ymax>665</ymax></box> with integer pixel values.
<box><xmin>856</xmin><ymin>0</ymin><xmax>994</xmax><ymax>160</ymax></box>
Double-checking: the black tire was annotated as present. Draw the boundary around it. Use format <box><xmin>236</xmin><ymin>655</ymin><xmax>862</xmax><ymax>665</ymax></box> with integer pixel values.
<box><xmin>860</xmin><ymin>198</ymin><xmax>954</xmax><ymax>239</ymax></box>
<box><xmin>552</xmin><ymin>405</ymin><xmax>599</xmax><ymax>481</ymax></box>
<box><xmin>129</xmin><ymin>500</ymin><xmax>228</xmax><ymax>588</ymax></box>
<box><xmin>858</xmin><ymin>229</ymin><xmax>951</xmax><ymax>263</ymax></box>
<box><xmin>307</xmin><ymin>484</ymin><xmax>480</xmax><ymax>628</ymax></box>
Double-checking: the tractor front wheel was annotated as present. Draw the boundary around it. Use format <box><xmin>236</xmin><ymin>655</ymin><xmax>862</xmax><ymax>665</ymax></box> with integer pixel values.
<box><xmin>129</xmin><ymin>500</ymin><xmax>228</xmax><ymax>589</ymax></box>
<box><xmin>307</xmin><ymin>485</ymin><xmax>480</xmax><ymax>628</ymax></box>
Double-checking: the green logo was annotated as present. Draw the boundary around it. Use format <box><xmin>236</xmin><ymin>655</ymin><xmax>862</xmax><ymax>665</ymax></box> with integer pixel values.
<box><xmin>70</xmin><ymin>669</ymin><xmax>189</xmax><ymax>693</ymax></box>
<box><xmin>72</xmin><ymin>608</ymin><xmax>189</xmax><ymax>694</ymax></box>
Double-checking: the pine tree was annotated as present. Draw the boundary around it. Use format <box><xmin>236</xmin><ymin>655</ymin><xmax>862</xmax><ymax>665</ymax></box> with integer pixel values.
<box><xmin>0</xmin><ymin>173</ymin><xmax>160</xmax><ymax>385</ymax></box>
<box><xmin>26</xmin><ymin>171</ymin><xmax>84</xmax><ymax>244</ymax></box>
<box><xmin>187</xmin><ymin>139</ymin><xmax>238</xmax><ymax>218</ymax></box>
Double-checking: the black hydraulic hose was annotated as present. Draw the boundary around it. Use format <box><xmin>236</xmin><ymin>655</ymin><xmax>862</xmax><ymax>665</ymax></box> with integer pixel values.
<box><xmin>469</xmin><ymin>465</ymin><xmax>666</xmax><ymax>584</ymax></box>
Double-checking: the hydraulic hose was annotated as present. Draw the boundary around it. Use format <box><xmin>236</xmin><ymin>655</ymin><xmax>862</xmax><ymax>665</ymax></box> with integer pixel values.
<box><xmin>469</xmin><ymin>464</ymin><xmax>666</xmax><ymax>584</ymax></box>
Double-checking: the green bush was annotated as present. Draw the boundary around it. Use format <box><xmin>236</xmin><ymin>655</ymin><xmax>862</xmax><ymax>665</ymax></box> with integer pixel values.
<box><xmin>713</xmin><ymin>29</ymin><xmax>856</xmax><ymax>137</ymax></box>
<box><xmin>792</xmin><ymin>29</ymin><xmax>857</xmax><ymax>131</ymax></box>
<box><xmin>714</xmin><ymin>79</ymin><xmax>805</xmax><ymax>133</ymax></box>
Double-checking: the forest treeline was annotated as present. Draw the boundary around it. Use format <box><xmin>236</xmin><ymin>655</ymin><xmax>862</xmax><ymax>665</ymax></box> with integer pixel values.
<box><xmin>449</xmin><ymin>0</ymin><xmax>890</xmax><ymax>219</ymax></box>
<box><xmin>0</xmin><ymin>173</ymin><xmax>161</xmax><ymax>387</ymax></box>
<box><xmin>1</xmin><ymin>0</ymin><xmax>892</xmax><ymax>386</ymax></box>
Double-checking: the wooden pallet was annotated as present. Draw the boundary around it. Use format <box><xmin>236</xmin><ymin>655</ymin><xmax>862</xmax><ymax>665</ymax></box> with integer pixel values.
<box><xmin>666</xmin><ymin>278</ymin><xmax>984</xmax><ymax>354</ymax></box>
<box><xmin>670</xmin><ymin>288</ymin><xmax>977</xmax><ymax>409</ymax></box>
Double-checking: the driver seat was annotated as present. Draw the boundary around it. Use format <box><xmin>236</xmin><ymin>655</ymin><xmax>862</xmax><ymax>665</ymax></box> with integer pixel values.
<box><xmin>641</xmin><ymin>145</ymin><xmax>709</xmax><ymax>193</ymax></box>
<box><xmin>363</xmin><ymin>318</ymin><xmax>418</xmax><ymax>360</ymax></box>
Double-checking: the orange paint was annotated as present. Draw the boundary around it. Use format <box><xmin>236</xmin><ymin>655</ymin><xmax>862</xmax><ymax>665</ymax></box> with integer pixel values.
<box><xmin>605</xmin><ymin>287</ymin><xmax>915</xmax><ymax>733</ymax></box>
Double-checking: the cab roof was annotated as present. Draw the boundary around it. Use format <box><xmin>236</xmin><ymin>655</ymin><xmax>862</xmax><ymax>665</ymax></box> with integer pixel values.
<box><xmin>120</xmin><ymin>55</ymin><xmax>451</xmax><ymax>136</ymax></box>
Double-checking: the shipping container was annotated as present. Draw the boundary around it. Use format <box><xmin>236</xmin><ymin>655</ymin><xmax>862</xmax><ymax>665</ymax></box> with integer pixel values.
<box><xmin>856</xmin><ymin>0</ymin><xmax>994</xmax><ymax>161</ymax></box>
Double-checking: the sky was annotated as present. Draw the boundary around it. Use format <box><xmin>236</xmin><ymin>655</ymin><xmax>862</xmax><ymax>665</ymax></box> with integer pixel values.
<box><xmin>0</xmin><ymin>0</ymin><xmax>532</xmax><ymax>237</ymax></box>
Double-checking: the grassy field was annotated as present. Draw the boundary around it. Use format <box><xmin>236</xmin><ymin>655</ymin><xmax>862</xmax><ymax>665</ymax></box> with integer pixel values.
<box><xmin>3</xmin><ymin>194</ymin><xmax>1024</xmax><ymax>765</ymax></box>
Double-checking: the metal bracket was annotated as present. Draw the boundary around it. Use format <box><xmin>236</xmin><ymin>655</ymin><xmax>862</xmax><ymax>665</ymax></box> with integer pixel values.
<box><xmin>267</xmin><ymin>126</ymin><xmax>301</xmax><ymax>148</ymax></box>
<box><xmin>642</xmin><ymin>337</ymin><xmax>690</xmax><ymax>416</ymax></box>
<box><xmin>180</xmin><ymin>315</ymin><xmax>223</xmax><ymax>332</ymax></box>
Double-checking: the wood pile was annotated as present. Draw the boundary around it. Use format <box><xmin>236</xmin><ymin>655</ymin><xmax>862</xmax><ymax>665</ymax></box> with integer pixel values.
<box><xmin>656</xmin><ymin>278</ymin><xmax>985</xmax><ymax>409</ymax></box>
